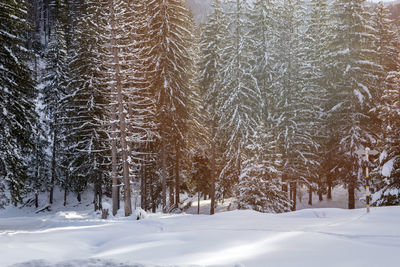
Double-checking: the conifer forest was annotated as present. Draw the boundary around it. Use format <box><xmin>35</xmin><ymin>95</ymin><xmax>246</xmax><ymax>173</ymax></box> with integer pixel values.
<box><xmin>1</xmin><ymin>0</ymin><xmax>400</xmax><ymax>217</ymax></box>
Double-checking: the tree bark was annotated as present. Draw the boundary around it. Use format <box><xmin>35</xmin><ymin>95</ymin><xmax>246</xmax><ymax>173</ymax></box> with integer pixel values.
<box><xmin>175</xmin><ymin>140</ymin><xmax>180</xmax><ymax>208</ymax></box>
<box><xmin>141</xmin><ymin>165</ymin><xmax>145</xmax><ymax>210</ymax></box>
<box><xmin>64</xmin><ymin>188</ymin><xmax>67</xmax><ymax>206</ymax></box>
<box><xmin>290</xmin><ymin>181</ymin><xmax>297</xmax><ymax>211</ymax></box>
<box><xmin>327</xmin><ymin>177</ymin><xmax>332</xmax><ymax>200</ymax></box>
<box><xmin>109</xmin><ymin>0</ymin><xmax>131</xmax><ymax>216</ymax></box>
<box><xmin>308</xmin><ymin>185</ymin><xmax>312</xmax><ymax>205</ymax></box>
<box><xmin>348</xmin><ymin>184</ymin><xmax>355</xmax><ymax>209</ymax></box>
<box><xmin>161</xmin><ymin>127</ymin><xmax>167</xmax><ymax>213</ymax></box>
<box><xmin>35</xmin><ymin>192</ymin><xmax>39</xmax><ymax>208</ymax></box>
<box><xmin>210</xmin><ymin>106</ymin><xmax>216</xmax><ymax>215</ymax></box>
<box><xmin>49</xmin><ymin>125</ymin><xmax>57</xmax><ymax>204</ymax></box>
<box><xmin>318</xmin><ymin>180</ymin><xmax>323</xmax><ymax>201</ymax></box>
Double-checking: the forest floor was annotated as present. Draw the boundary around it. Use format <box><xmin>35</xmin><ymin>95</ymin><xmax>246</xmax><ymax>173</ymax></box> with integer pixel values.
<box><xmin>0</xmin><ymin>188</ymin><xmax>399</xmax><ymax>267</ymax></box>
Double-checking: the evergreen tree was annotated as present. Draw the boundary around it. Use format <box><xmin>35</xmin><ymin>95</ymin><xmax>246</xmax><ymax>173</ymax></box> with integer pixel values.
<box><xmin>372</xmin><ymin>2</ymin><xmax>400</xmax><ymax>206</ymax></box>
<box><xmin>0</xmin><ymin>0</ymin><xmax>37</xmax><ymax>206</ymax></box>
<box><xmin>199</xmin><ymin>0</ymin><xmax>229</xmax><ymax>214</ymax></box>
<box><xmin>303</xmin><ymin>0</ymin><xmax>331</xmax><ymax>203</ymax></box>
<box><xmin>41</xmin><ymin>0</ymin><xmax>70</xmax><ymax>204</ymax></box>
<box><xmin>217</xmin><ymin>0</ymin><xmax>261</xmax><ymax>199</ymax></box>
<box><xmin>273</xmin><ymin>0</ymin><xmax>318</xmax><ymax>211</ymax></box>
<box><xmin>237</xmin><ymin>123</ymin><xmax>290</xmax><ymax>213</ymax></box>
<box><xmin>147</xmin><ymin>0</ymin><xmax>195</xmax><ymax>212</ymax></box>
<box><xmin>63</xmin><ymin>0</ymin><xmax>111</xmax><ymax>209</ymax></box>
<box><xmin>327</xmin><ymin>0</ymin><xmax>380</xmax><ymax>209</ymax></box>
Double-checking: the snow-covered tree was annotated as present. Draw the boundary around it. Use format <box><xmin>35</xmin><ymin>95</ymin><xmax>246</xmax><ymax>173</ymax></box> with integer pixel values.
<box><xmin>271</xmin><ymin>0</ymin><xmax>320</xmax><ymax>211</ymax></box>
<box><xmin>0</xmin><ymin>0</ymin><xmax>38</xmax><ymax>206</ymax></box>
<box><xmin>40</xmin><ymin>0</ymin><xmax>72</xmax><ymax>205</ymax></box>
<box><xmin>303</xmin><ymin>0</ymin><xmax>331</xmax><ymax>203</ymax></box>
<box><xmin>217</xmin><ymin>0</ymin><xmax>262</xmax><ymax>199</ymax></box>
<box><xmin>372</xmin><ymin>2</ymin><xmax>400</xmax><ymax>206</ymax></box>
<box><xmin>147</xmin><ymin>0</ymin><xmax>195</xmax><ymax>212</ymax></box>
<box><xmin>199</xmin><ymin>0</ymin><xmax>228</xmax><ymax>214</ymax></box>
<box><xmin>326</xmin><ymin>0</ymin><xmax>381</xmax><ymax>209</ymax></box>
<box><xmin>237</xmin><ymin>123</ymin><xmax>290</xmax><ymax>213</ymax></box>
<box><xmin>62</xmin><ymin>0</ymin><xmax>111</xmax><ymax>209</ymax></box>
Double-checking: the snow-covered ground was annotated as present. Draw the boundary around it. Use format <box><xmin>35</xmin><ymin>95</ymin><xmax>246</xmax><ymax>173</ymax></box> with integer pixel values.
<box><xmin>1</xmin><ymin>203</ymin><xmax>399</xmax><ymax>266</ymax></box>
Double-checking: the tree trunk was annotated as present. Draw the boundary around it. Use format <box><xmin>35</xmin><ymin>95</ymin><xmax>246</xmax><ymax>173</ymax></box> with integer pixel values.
<box><xmin>98</xmin><ymin>183</ymin><xmax>103</xmax><ymax>210</ymax></box>
<box><xmin>348</xmin><ymin>184</ymin><xmax>355</xmax><ymax>209</ymax></box>
<box><xmin>141</xmin><ymin>165</ymin><xmax>145</xmax><ymax>209</ymax></box>
<box><xmin>77</xmin><ymin>192</ymin><xmax>81</xmax><ymax>203</ymax></box>
<box><xmin>35</xmin><ymin>191</ymin><xmax>39</xmax><ymax>208</ymax></box>
<box><xmin>210</xmin><ymin>113</ymin><xmax>216</xmax><ymax>215</ymax></box>
<box><xmin>197</xmin><ymin>191</ymin><xmax>200</xmax><ymax>215</ymax></box>
<box><xmin>327</xmin><ymin>177</ymin><xmax>332</xmax><ymax>200</ymax></box>
<box><xmin>308</xmin><ymin>185</ymin><xmax>312</xmax><ymax>205</ymax></box>
<box><xmin>169</xmin><ymin>181</ymin><xmax>174</xmax><ymax>208</ymax></box>
<box><xmin>64</xmin><ymin>188</ymin><xmax>67</xmax><ymax>206</ymax></box>
<box><xmin>175</xmin><ymin>140</ymin><xmax>180</xmax><ymax>208</ymax></box>
<box><xmin>109</xmin><ymin>0</ymin><xmax>131</xmax><ymax>216</ymax></box>
<box><xmin>318</xmin><ymin>181</ymin><xmax>323</xmax><ymax>201</ymax></box>
<box><xmin>161</xmin><ymin>127</ymin><xmax>167</xmax><ymax>213</ymax></box>
<box><xmin>290</xmin><ymin>182</ymin><xmax>297</xmax><ymax>211</ymax></box>
<box><xmin>49</xmin><ymin>127</ymin><xmax>57</xmax><ymax>204</ymax></box>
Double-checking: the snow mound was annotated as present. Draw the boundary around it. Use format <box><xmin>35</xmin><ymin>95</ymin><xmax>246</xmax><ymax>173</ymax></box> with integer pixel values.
<box><xmin>382</xmin><ymin>159</ymin><xmax>395</xmax><ymax>177</ymax></box>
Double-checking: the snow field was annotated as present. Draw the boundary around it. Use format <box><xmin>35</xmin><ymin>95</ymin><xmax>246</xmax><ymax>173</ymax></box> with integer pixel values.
<box><xmin>1</xmin><ymin>205</ymin><xmax>400</xmax><ymax>267</ymax></box>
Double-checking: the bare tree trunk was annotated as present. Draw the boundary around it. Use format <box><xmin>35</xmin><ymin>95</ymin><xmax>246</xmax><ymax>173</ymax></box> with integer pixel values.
<box><xmin>140</xmin><ymin>165</ymin><xmax>145</xmax><ymax>209</ymax></box>
<box><xmin>35</xmin><ymin>192</ymin><xmax>39</xmax><ymax>208</ymax></box>
<box><xmin>197</xmin><ymin>191</ymin><xmax>200</xmax><ymax>215</ymax></box>
<box><xmin>111</xmin><ymin>97</ymin><xmax>119</xmax><ymax>215</ymax></box>
<box><xmin>175</xmin><ymin>140</ymin><xmax>180</xmax><ymax>208</ymax></box>
<box><xmin>169</xmin><ymin>180</ymin><xmax>174</xmax><ymax>208</ymax></box>
<box><xmin>161</xmin><ymin>127</ymin><xmax>167</xmax><ymax>213</ymax></box>
<box><xmin>109</xmin><ymin>0</ymin><xmax>131</xmax><ymax>216</ymax></box>
<box><xmin>290</xmin><ymin>182</ymin><xmax>297</xmax><ymax>211</ymax></box>
<box><xmin>327</xmin><ymin>177</ymin><xmax>332</xmax><ymax>200</ymax></box>
<box><xmin>49</xmin><ymin>126</ymin><xmax>57</xmax><ymax>204</ymax></box>
<box><xmin>210</xmin><ymin>108</ymin><xmax>216</xmax><ymax>215</ymax></box>
<box><xmin>318</xmin><ymin>182</ymin><xmax>323</xmax><ymax>201</ymax></box>
<box><xmin>308</xmin><ymin>184</ymin><xmax>312</xmax><ymax>205</ymax></box>
<box><xmin>348</xmin><ymin>184</ymin><xmax>355</xmax><ymax>209</ymax></box>
<box><xmin>64</xmin><ymin>188</ymin><xmax>67</xmax><ymax>206</ymax></box>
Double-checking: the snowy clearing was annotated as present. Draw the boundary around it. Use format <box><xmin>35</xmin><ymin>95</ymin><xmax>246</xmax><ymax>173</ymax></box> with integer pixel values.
<box><xmin>1</xmin><ymin>206</ymin><xmax>399</xmax><ymax>267</ymax></box>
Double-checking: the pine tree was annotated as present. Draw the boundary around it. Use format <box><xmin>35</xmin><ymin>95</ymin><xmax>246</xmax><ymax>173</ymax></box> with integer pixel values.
<box><xmin>217</xmin><ymin>0</ymin><xmax>262</xmax><ymax>199</ymax></box>
<box><xmin>107</xmin><ymin>0</ymin><xmax>133</xmax><ymax>216</ymax></box>
<box><xmin>199</xmin><ymin>0</ymin><xmax>229</xmax><ymax>214</ymax></box>
<box><xmin>327</xmin><ymin>0</ymin><xmax>380</xmax><ymax>209</ymax></box>
<box><xmin>41</xmin><ymin>0</ymin><xmax>71</xmax><ymax>205</ymax></box>
<box><xmin>303</xmin><ymin>0</ymin><xmax>331</xmax><ymax>204</ymax></box>
<box><xmin>372</xmin><ymin>2</ymin><xmax>400</xmax><ymax>206</ymax></box>
<box><xmin>237</xmin><ymin>123</ymin><xmax>290</xmax><ymax>213</ymax></box>
<box><xmin>0</xmin><ymin>0</ymin><xmax>38</xmax><ymax>206</ymax></box>
<box><xmin>272</xmin><ymin>0</ymin><xmax>319</xmax><ymax>211</ymax></box>
<box><xmin>62</xmin><ymin>0</ymin><xmax>111</xmax><ymax>209</ymax></box>
<box><xmin>147</xmin><ymin>0</ymin><xmax>195</xmax><ymax>212</ymax></box>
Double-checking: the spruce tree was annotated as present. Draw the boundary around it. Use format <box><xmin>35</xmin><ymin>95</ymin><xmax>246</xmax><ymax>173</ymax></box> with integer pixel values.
<box><xmin>63</xmin><ymin>0</ymin><xmax>111</xmax><ymax>209</ymax></box>
<box><xmin>0</xmin><ymin>0</ymin><xmax>38</xmax><ymax>206</ymax></box>
<box><xmin>199</xmin><ymin>0</ymin><xmax>228</xmax><ymax>214</ymax></box>
<box><xmin>372</xmin><ymin>2</ymin><xmax>400</xmax><ymax>206</ymax></box>
<box><xmin>327</xmin><ymin>0</ymin><xmax>380</xmax><ymax>209</ymax></box>
<box><xmin>217</xmin><ymin>0</ymin><xmax>261</xmax><ymax>199</ymax></box>
<box><xmin>147</xmin><ymin>0</ymin><xmax>194</xmax><ymax>212</ymax></box>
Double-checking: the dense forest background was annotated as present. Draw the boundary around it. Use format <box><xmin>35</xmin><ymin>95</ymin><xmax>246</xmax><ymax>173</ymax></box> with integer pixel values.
<box><xmin>1</xmin><ymin>0</ymin><xmax>400</xmax><ymax>216</ymax></box>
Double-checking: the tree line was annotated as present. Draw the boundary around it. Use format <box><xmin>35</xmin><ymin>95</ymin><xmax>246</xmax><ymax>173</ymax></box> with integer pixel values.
<box><xmin>1</xmin><ymin>0</ymin><xmax>399</xmax><ymax>215</ymax></box>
